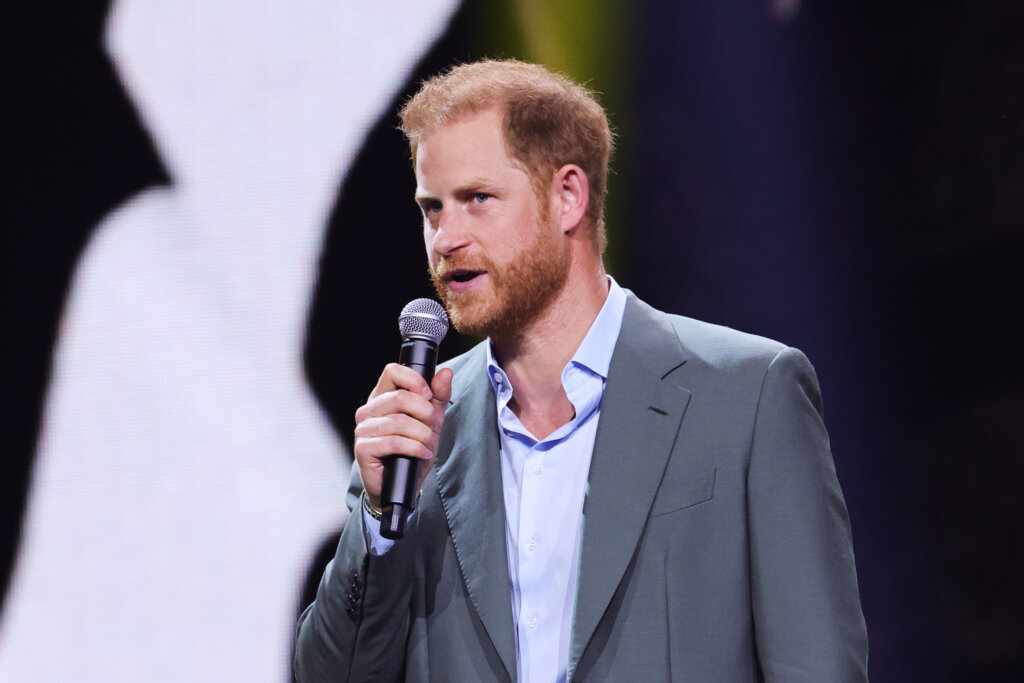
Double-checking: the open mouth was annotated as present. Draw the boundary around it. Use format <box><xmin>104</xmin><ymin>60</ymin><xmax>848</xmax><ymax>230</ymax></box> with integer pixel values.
<box><xmin>444</xmin><ymin>268</ymin><xmax>487</xmax><ymax>291</ymax></box>
<box><xmin>450</xmin><ymin>269</ymin><xmax>482</xmax><ymax>283</ymax></box>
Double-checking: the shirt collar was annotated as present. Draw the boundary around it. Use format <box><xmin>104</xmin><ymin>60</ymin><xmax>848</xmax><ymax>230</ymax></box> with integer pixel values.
<box><xmin>485</xmin><ymin>275</ymin><xmax>627</xmax><ymax>394</ymax></box>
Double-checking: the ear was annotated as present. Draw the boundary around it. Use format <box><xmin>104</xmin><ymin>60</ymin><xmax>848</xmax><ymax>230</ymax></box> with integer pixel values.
<box><xmin>552</xmin><ymin>164</ymin><xmax>589</xmax><ymax>235</ymax></box>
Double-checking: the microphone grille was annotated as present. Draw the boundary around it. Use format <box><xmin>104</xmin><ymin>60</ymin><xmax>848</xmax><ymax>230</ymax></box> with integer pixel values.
<box><xmin>398</xmin><ymin>298</ymin><xmax>449</xmax><ymax>344</ymax></box>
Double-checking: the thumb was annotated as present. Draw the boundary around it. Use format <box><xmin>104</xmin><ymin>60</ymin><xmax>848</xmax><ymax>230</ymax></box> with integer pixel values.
<box><xmin>430</xmin><ymin>367</ymin><xmax>454</xmax><ymax>406</ymax></box>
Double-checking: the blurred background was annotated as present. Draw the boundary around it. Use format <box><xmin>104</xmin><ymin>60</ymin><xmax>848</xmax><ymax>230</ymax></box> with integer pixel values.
<box><xmin>3</xmin><ymin>0</ymin><xmax>1021</xmax><ymax>680</ymax></box>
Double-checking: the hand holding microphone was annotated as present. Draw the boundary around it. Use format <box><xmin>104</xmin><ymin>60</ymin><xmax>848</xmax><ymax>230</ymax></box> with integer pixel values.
<box><xmin>353</xmin><ymin>300</ymin><xmax>450</xmax><ymax>539</ymax></box>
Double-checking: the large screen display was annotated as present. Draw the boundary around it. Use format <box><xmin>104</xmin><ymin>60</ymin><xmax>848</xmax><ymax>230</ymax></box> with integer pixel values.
<box><xmin>0</xmin><ymin>1</ymin><xmax>459</xmax><ymax>680</ymax></box>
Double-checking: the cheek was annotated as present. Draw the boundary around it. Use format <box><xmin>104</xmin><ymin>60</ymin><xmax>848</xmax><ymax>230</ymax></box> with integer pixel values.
<box><xmin>424</xmin><ymin>237</ymin><xmax>444</xmax><ymax>273</ymax></box>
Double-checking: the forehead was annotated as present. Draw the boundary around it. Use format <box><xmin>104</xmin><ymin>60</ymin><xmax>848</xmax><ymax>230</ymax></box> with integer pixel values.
<box><xmin>414</xmin><ymin>109</ymin><xmax>515</xmax><ymax>182</ymax></box>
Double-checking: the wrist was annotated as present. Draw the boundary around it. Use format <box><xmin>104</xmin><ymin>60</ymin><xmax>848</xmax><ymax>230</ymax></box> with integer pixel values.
<box><xmin>362</xmin><ymin>491</ymin><xmax>383</xmax><ymax>520</ymax></box>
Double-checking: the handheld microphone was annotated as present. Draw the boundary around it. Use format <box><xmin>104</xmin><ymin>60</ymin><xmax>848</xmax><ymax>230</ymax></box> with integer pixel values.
<box><xmin>380</xmin><ymin>298</ymin><xmax>449</xmax><ymax>539</ymax></box>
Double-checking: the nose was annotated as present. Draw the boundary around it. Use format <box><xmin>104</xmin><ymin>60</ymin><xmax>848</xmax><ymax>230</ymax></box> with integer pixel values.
<box><xmin>429</xmin><ymin>208</ymin><xmax>472</xmax><ymax>258</ymax></box>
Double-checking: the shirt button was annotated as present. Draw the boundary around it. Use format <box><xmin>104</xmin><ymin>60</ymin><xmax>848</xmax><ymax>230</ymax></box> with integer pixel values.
<box><xmin>527</xmin><ymin>539</ymin><xmax>537</xmax><ymax>551</ymax></box>
<box><xmin>528</xmin><ymin>616</ymin><xmax>538</xmax><ymax>629</ymax></box>
<box><xmin>533</xmin><ymin>464</ymin><xmax>543</xmax><ymax>476</ymax></box>
<box><xmin>493</xmin><ymin>371</ymin><xmax>503</xmax><ymax>384</ymax></box>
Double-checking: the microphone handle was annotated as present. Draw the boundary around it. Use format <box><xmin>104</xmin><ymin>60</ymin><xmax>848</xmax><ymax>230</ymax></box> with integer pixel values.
<box><xmin>380</xmin><ymin>338</ymin><xmax>439</xmax><ymax>539</ymax></box>
<box><xmin>397</xmin><ymin>337</ymin><xmax>437</xmax><ymax>383</ymax></box>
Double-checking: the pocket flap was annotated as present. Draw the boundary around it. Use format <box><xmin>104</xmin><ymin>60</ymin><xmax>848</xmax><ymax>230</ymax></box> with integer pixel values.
<box><xmin>649</xmin><ymin>465</ymin><xmax>717</xmax><ymax>517</ymax></box>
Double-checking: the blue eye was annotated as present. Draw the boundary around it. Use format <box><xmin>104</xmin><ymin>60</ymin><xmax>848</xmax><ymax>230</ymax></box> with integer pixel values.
<box><xmin>473</xmin><ymin>193</ymin><xmax>490</xmax><ymax>203</ymax></box>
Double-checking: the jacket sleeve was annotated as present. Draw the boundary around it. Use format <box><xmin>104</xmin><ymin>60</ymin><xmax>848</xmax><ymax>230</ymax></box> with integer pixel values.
<box><xmin>747</xmin><ymin>347</ymin><xmax>869</xmax><ymax>681</ymax></box>
<box><xmin>293</xmin><ymin>467</ymin><xmax>419</xmax><ymax>682</ymax></box>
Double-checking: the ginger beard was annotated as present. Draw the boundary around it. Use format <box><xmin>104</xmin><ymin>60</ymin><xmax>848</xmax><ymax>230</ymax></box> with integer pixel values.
<box><xmin>430</xmin><ymin>214</ymin><xmax>571</xmax><ymax>341</ymax></box>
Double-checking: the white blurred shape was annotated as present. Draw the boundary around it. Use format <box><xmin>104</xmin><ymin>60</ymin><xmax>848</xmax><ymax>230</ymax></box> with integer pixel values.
<box><xmin>0</xmin><ymin>1</ymin><xmax>459</xmax><ymax>680</ymax></box>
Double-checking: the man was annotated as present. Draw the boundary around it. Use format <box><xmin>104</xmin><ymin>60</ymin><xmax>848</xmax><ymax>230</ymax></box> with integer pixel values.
<box><xmin>294</xmin><ymin>59</ymin><xmax>868</xmax><ymax>682</ymax></box>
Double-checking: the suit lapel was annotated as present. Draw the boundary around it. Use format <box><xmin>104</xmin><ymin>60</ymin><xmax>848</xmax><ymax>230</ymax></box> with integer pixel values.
<box><xmin>568</xmin><ymin>295</ymin><xmax>691</xmax><ymax>679</ymax></box>
<box><xmin>434</xmin><ymin>348</ymin><xmax>517</xmax><ymax>682</ymax></box>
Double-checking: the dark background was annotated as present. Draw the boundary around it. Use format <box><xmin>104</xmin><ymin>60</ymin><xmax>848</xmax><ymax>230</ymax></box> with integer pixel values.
<box><xmin>4</xmin><ymin>1</ymin><xmax>1022</xmax><ymax>680</ymax></box>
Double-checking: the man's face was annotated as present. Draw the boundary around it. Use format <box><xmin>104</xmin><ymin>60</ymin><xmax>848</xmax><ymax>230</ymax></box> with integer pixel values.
<box><xmin>415</xmin><ymin>108</ymin><xmax>569</xmax><ymax>339</ymax></box>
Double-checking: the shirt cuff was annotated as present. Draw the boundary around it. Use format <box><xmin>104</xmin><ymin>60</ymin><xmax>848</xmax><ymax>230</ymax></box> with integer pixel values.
<box><xmin>361</xmin><ymin>499</ymin><xmax>396</xmax><ymax>556</ymax></box>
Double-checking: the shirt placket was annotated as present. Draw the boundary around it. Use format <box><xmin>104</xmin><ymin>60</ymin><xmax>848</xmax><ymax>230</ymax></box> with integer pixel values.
<box><xmin>517</xmin><ymin>439</ymin><xmax>556</xmax><ymax>682</ymax></box>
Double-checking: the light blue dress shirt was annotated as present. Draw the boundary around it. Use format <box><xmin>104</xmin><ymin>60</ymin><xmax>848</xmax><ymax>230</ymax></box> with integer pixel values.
<box><xmin>365</xmin><ymin>277</ymin><xmax>627</xmax><ymax>683</ymax></box>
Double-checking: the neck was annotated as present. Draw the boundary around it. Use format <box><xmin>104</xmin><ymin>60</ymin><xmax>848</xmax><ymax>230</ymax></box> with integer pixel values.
<box><xmin>492</xmin><ymin>257</ymin><xmax>608</xmax><ymax>439</ymax></box>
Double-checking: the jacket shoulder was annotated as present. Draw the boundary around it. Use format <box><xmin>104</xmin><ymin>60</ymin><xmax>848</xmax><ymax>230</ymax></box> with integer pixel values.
<box><xmin>669</xmin><ymin>314</ymin><xmax>786</xmax><ymax>365</ymax></box>
<box><xmin>626</xmin><ymin>293</ymin><xmax>793</xmax><ymax>375</ymax></box>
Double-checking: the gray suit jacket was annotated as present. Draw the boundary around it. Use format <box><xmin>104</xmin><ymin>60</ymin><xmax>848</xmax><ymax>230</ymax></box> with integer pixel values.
<box><xmin>294</xmin><ymin>293</ymin><xmax>869</xmax><ymax>682</ymax></box>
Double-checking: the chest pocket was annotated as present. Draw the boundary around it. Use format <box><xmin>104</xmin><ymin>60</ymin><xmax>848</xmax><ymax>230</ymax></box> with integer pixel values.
<box><xmin>649</xmin><ymin>464</ymin><xmax>716</xmax><ymax>518</ymax></box>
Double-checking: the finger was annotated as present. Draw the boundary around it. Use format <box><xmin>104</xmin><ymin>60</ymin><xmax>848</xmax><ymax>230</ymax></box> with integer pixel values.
<box><xmin>355</xmin><ymin>388</ymin><xmax>436</xmax><ymax>425</ymax></box>
<box><xmin>354</xmin><ymin>413</ymin><xmax>435</xmax><ymax>448</ymax></box>
<box><xmin>357</xmin><ymin>441</ymin><xmax>437</xmax><ymax>502</ymax></box>
<box><xmin>430</xmin><ymin>368</ymin><xmax>454</xmax><ymax>408</ymax></box>
<box><xmin>353</xmin><ymin>434</ymin><xmax>434</xmax><ymax>463</ymax></box>
<box><xmin>369</xmin><ymin>363</ymin><xmax>433</xmax><ymax>400</ymax></box>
